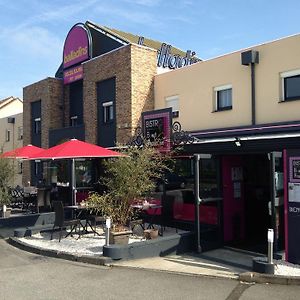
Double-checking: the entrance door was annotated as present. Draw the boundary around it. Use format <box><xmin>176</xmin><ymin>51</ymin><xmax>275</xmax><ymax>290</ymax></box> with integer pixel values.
<box><xmin>222</xmin><ymin>154</ymin><xmax>275</xmax><ymax>253</ymax></box>
<box><xmin>222</xmin><ymin>156</ymin><xmax>245</xmax><ymax>244</ymax></box>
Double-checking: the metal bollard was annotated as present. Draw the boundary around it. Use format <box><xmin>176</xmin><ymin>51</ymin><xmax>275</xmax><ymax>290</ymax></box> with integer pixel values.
<box><xmin>105</xmin><ymin>218</ymin><xmax>111</xmax><ymax>246</ymax></box>
<box><xmin>267</xmin><ymin>229</ymin><xmax>274</xmax><ymax>264</ymax></box>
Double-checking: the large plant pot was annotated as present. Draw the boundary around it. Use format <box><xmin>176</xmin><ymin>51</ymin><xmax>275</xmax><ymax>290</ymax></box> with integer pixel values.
<box><xmin>109</xmin><ymin>230</ymin><xmax>132</xmax><ymax>245</ymax></box>
<box><xmin>144</xmin><ymin>229</ymin><xmax>159</xmax><ymax>240</ymax></box>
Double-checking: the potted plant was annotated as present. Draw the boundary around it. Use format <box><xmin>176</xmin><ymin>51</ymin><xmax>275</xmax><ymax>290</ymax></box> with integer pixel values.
<box><xmin>0</xmin><ymin>157</ymin><xmax>15</xmax><ymax>218</ymax></box>
<box><xmin>86</xmin><ymin>143</ymin><xmax>171</xmax><ymax>244</ymax></box>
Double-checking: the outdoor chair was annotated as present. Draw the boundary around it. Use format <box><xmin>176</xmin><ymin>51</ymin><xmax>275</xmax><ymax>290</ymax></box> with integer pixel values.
<box><xmin>50</xmin><ymin>201</ymin><xmax>81</xmax><ymax>242</ymax></box>
<box><xmin>87</xmin><ymin>214</ymin><xmax>106</xmax><ymax>235</ymax></box>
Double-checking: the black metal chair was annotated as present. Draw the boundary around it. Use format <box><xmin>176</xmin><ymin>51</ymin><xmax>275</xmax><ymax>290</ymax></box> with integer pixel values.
<box><xmin>86</xmin><ymin>215</ymin><xmax>106</xmax><ymax>235</ymax></box>
<box><xmin>50</xmin><ymin>201</ymin><xmax>81</xmax><ymax>242</ymax></box>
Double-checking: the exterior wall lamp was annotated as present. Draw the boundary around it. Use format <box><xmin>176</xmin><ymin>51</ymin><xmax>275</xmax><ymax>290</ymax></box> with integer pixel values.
<box><xmin>235</xmin><ymin>137</ymin><xmax>242</xmax><ymax>147</ymax></box>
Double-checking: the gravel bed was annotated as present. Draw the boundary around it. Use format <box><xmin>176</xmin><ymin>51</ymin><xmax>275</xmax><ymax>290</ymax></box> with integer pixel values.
<box><xmin>18</xmin><ymin>229</ymin><xmax>145</xmax><ymax>256</ymax></box>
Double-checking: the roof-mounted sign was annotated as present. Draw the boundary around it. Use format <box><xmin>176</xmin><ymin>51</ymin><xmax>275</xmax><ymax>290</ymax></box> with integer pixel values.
<box><xmin>157</xmin><ymin>43</ymin><xmax>199</xmax><ymax>69</ymax></box>
<box><xmin>63</xmin><ymin>23</ymin><xmax>91</xmax><ymax>69</ymax></box>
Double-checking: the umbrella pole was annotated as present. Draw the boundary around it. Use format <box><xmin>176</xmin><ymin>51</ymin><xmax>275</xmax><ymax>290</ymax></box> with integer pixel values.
<box><xmin>71</xmin><ymin>158</ymin><xmax>76</xmax><ymax>205</ymax></box>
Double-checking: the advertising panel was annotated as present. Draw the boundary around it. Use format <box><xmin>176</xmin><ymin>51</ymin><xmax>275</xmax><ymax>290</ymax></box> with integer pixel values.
<box><xmin>142</xmin><ymin>108</ymin><xmax>172</xmax><ymax>152</ymax></box>
<box><xmin>63</xmin><ymin>65</ymin><xmax>83</xmax><ymax>84</ymax></box>
<box><xmin>63</xmin><ymin>24</ymin><xmax>90</xmax><ymax>69</ymax></box>
<box><xmin>285</xmin><ymin>150</ymin><xmax>300</xmax><ymax>264</ymax></box>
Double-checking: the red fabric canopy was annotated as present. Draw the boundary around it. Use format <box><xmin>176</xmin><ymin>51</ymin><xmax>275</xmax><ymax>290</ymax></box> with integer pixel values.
<box><xmin>28</xmin><ymin>139</ymin><xmax>124</xmax><ymax>160</ymax></box>
<box><xmin>1</xmin><ymin>144</ymin><xmax>44</xmax><ymax>159</ymax></box>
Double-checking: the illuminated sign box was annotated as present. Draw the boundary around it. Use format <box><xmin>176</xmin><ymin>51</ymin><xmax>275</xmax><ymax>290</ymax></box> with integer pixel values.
<box><xmin>142</xmin><ymin>108</ymin><xmax>172</xmax><ymax>152</ymax></box>
<box><xmin>63</xmin><ymin>65</ymin><xmax>84</xmax><ymax>84</ymax></box>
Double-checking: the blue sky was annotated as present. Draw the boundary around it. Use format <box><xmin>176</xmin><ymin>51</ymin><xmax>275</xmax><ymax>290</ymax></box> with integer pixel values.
<box><xmin>0</xmin><ymin>0</ymin><xmax>299</xmax><ymax>99</ymax></box>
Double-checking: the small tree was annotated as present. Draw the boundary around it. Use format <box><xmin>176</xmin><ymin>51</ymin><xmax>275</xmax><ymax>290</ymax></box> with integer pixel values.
<box><xmin>0</xmin><ymin>157</ymin><xmax>15</xmax><ymax>208</ymax></box>
<box><xmin>86</xmin><ymin>143</ymin><xmax>172</xmax><ymax>229</ymax></box>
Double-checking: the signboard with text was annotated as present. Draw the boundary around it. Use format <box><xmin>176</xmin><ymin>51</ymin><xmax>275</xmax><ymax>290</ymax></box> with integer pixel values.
<box><xmin>63</xmin><ymin>23</ymin><xmax>90</xmax><ymax>84</ymax></box>
<box><xmin>63</xmin><ymin>65</ymin><xmax>83</xmax><ymax>84</ymax></box>
<box><xmin>285</xmin><ymin>150</ymin><xmax>300</xmax><ymax>264</ymax></box>
<box><xmin>142</xmin><ymin>108</ymin><xmax>172</xmax><ymax>152</ymax></box>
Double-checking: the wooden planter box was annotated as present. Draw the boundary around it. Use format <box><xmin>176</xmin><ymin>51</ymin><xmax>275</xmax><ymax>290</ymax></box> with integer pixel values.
<box><xmin>109</xmin><ymin>230</ymin><xmax>132</xmax><ymax>245</ymax></box>
<box><xmin>144</xmin><ymin>229</ymin><xmax>159</xmax><ymax>240</ymax></box>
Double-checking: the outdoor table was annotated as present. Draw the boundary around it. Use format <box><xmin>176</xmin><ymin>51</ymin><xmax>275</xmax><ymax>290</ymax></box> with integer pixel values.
<box><xmin>64</xmin><ymin>205</ymin><xmax>102</xmax><ymax>236</ymax></box>
<box><xmin>131</xmin><ymin>203</ymin><xmax>163</xmax><ymax>234</ymax></box>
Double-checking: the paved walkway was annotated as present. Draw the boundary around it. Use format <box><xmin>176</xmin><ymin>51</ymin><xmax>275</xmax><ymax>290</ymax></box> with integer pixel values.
<box><xmin>112</xmin><ymin>248</ymin><xmax>254</xmax><ymax>279</ymax></box>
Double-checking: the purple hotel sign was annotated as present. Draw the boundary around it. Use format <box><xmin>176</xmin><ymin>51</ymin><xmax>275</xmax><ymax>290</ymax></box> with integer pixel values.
<box><xmin>63</xmin><ymin>65</ymin><xmax>83</xmax><ymax>84</ymax></box>
<box><xmin>63</xmin><ymin>24</ymin><xmax>90</xmax><ymax>84</ymax></box>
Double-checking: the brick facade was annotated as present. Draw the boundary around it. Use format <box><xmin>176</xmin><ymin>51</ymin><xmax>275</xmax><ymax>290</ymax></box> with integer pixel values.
<box><xmin>22</xmin><ymin>44</ymin><xmax>157</xmax><ymax>184</ymax></box>
<box><xmin>84</xmin><ymin>44</ymin><xmax>157</xmax><ymax>145</ymax></box>
<box><xmin>23</xmin><ymin>77</ymin><xmax>63</xmax><ymax>185</ymax></box>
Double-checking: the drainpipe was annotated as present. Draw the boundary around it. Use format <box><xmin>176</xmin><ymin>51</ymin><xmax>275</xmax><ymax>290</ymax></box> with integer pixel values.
<box><xmin>241</xmin><ymin>50</ymin><xmax>259</xmax><ymax>125</ymax></box>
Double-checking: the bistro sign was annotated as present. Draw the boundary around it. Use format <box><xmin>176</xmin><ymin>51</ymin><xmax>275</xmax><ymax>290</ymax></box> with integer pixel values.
<box><xmin>142</xmin><ymin>108</ymin><xmax>172</xmax><ymax>152</ymax></box>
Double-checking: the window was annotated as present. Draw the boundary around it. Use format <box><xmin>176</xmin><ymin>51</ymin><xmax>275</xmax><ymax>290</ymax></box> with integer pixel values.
<box><xmin>34</xmin><ymin>118</ymin><xmax>41</xmax><ymax>134</ymax></box>
<box><xmin>34</xmin><ymin>161</ymin><xmax>41</xmax><ymax>176</ymax></box>
<box><xmin>18</xmin><ymin>162</ymin><xmax>23</xmax><ymax>174</ymax></box>
<box><xmin>214</xmin><ymin>85</ymin><xmax>232</xmax><ymax>111</ymax></box>
<box><xmin>5</xmin><ymin>129</ymin><xmax>10</xmax><ymax>142</ymax></box>
<box><xmin>165</xmin><ymin>95</ymin><xmax>179</xmax><ymax>118</ymax></box>
<box><xmin>103</xmin><ymin>101</ymin><xmax>114</xmax><ymax>123</ymax></box>
<box><xmin>281</xmin><ymin>70</ymin><xmax>300</xmax><ymax>101</ymax></box>
<box><xmin>18</xmin><ymin>126</ymin><xmax>23</xmax><ymax>140</ymax></box>
<box><xmin>70</xmin><ymin>116</ymin><xmax>78</xmax><ymax>127</ymax></box>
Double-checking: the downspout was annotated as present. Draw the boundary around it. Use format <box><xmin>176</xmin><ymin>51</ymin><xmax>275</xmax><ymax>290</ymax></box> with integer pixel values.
<box><xmin>251</xmin><ymin>63</ymin><xmax>256</xmax><ymax>125</ymax></box>
<box><xmin>241</xmin><ymin>50</ymin><xmax>259</xmax><ymax>126</ymax></box>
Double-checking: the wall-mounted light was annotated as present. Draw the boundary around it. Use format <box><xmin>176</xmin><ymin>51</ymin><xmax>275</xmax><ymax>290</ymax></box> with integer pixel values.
<box><xmin>234</xmin><ymin>137</ymin><xmax>242</xmax><ymax>147</ymax></box>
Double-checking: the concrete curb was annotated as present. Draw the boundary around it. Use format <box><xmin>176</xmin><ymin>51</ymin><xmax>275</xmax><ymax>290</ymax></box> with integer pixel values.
<box><xmin>239</xmin><ymin>272</ymin><xmax>300</xmax><ymax>285</ymax></box>
<box><xmin>110</xmin><ymin>262</ymin><xmax>239</xmax><ymax>280</ymax></box>
<box><xmin>7</xmin><ymin>237</ymin><xmax>113</xmax><ymax>267</ymax></box>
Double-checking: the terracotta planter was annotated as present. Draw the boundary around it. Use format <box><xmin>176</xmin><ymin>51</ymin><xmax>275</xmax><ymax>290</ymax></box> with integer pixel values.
<box><xmin>109</xmin><ymin>230</ymin><xmax>132</xmax><ymax>245</ymax></box>
<box><xmin>144</xmin><ymin>229</ymin><xmax>159</xmax><ymax>240</ymax></box>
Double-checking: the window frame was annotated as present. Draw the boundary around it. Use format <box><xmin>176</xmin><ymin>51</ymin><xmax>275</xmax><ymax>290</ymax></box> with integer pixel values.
<box><xmin>34</xmin><ymin>117</ymin><xmax>41</xmax><ymax>134</ymax></box>
<box><xmin>214</xmin><ymin>84</ymin><xmax>233</xmax><ymax>112</ymax></box>
<box><xmin>102</xmin><ymin>101</ymin><xmax>114</xmax><ymax>124</ymax></box>
<box><xmin>165</xmin><ymin>95</ymin><xmax>179</xmax><ymax>118</ymax></box>
<box><xmin>18</xmin><ymin>161</ymin><xmax>23</xmax><ymax>174</ymax></box>
<box><xmin>18</xmin><ymin>126</ymin><xmax>23</xmax><ymax>140</ymax></box>
<box><xmin>70</xmin><ymin>115</ymin><xmax>78</xmax><ymax>127</ymax></box>
<box><xmin>5</xmin><ymin>129</ymin><xmax>10</xmax><ymax>142</ymax></box>
<box><xmin>280</xmin><ymin>69</ymin><xmax>300</xmax><ymax>102</ymax></box>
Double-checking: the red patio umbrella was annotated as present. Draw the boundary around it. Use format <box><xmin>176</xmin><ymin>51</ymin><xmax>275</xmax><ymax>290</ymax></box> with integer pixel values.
<box><xmin>1</xmin><ymin>144</ymin><xmax>44</xmax><ymax>159</ymax></box>
<box><xmin>28</xmin><ymin>139</ymin><xmax>125</xmax><ymax>205</ymax></box>
<box><xmin>28</xmin><ymin>138</ymin><xmax>125</xmax><ymax>160</ymax></box>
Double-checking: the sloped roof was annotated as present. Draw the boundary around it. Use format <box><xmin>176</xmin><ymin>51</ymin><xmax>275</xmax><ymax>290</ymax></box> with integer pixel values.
<box><xmin>86</xmin><ymin>20</ymin><xmax>198</xmax><ymax>58</ymax></box>
<box><xmin>0</xmin><ymin>96</ymin><xmax>22</xmax><ymax>109</ymax></box>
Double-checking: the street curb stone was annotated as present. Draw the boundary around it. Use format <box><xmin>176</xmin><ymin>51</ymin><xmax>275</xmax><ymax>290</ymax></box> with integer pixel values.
<box><xmin>7</xmin><ymin>237</ymin><xmax>113</xmax><ymax>266</ymax></box>
<box><xmin>239</xmin><ymin>272</ymin><xmax>300</xmax><ymax>285</ymax></box>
